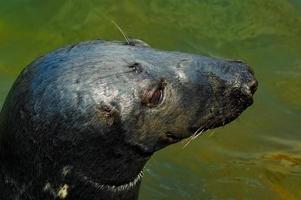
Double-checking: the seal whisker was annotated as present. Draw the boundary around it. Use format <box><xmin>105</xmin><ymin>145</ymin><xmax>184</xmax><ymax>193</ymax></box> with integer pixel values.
<box><xmin>182</xmin><ymin>126</ymin><xmax>203</xmax><ymax>148</ymax></box>
<box><xmin>111</xmin><ymin>20</ymin><xmax>130</xmax><ymax>45</ymax></box>
<box><xmin>182</xmin><ymin>134</ymin><xmax>196</xmax><ymax>148</ymax></box>
<box><xmin>208</xmin><ymin>130</ymin><xmax>216</xmax><ymax>137</ymax></box>
<box><xmin>192</xmin><ymin>129</ymin><xmax>205</xmax><ymax>140</ymax></box>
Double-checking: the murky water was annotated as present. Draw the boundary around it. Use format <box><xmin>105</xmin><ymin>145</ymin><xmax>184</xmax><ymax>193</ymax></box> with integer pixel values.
<box><xmin>1</xmin><ymin>0</ymin><xmax>301</xmax><ymax>199</ymax></box>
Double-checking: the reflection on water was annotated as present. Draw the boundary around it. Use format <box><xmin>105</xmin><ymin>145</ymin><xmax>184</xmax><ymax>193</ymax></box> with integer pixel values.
<box><xmin>0</xmin><ymin>0</ymin><xmax>300</xmax><ymax>199</ymax></box>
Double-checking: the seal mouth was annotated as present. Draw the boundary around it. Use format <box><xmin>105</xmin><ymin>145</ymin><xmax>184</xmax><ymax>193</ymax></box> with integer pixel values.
<box><xmin>188</xmin><ymin>110</ymin><xmax>245</xmax><ymax>137</ymax></box>
<box><xmin>163</xmin><ymin>110</ymin><xmax>245</xmax><ymax>144</ymax></box>
<box><xmin>164</xmin><ymin>83</ymin><xmax>257</xmax><ymax>144</ymax></box>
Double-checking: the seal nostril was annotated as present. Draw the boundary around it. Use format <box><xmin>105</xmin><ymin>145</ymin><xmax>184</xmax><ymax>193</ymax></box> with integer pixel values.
<box><xmin>248</xmin><ymin>79</ymin><xmax>258</xmax><ymax>94</ymax></box>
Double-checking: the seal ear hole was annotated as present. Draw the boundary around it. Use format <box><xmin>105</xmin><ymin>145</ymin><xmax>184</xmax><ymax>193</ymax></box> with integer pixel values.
<box><xmin>141</xmin><ymin>79</ymin><xmax>166</xmax><ymax>108</ymax></box>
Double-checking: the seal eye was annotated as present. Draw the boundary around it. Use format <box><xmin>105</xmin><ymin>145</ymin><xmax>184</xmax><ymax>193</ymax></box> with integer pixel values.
<box><xmin>142</xmin><ymin>79</ymin><xmax>166</xmax><ymax>107</ymax></box>
<box><xmin>142</xmin><ymin>88</ymin><xmax>163</xmax><ymax>107</ymax></box>
<box><xmin>149</xmin><ymin>89</ymin><xmax>162</xmax><ymax>105</ymax></box>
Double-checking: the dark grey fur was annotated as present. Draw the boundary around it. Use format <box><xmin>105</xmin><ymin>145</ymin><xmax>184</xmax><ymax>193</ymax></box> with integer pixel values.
<box><xmin>0</xmin><ymin>39</ymin><xmax>257</xmax><ymax>200</ymax></box>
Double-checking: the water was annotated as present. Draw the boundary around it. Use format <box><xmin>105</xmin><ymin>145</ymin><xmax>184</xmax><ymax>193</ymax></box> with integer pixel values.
<box><xmin>0</xmin><ymin>0</ymin><xmax>301</xmax><ymax>199</ymax></box>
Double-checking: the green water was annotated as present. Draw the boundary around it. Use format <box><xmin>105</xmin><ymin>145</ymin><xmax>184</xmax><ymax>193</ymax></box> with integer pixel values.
<box><xmin>1</xmin><ymin>0</ymin><xmax>301</xmax><ymax>199</ymax></box>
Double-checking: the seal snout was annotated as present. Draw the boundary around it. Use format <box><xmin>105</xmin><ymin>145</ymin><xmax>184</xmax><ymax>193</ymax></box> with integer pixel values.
<box><xmin>248</xmin><ymin>79</ymin><xmax>258</xmax><ymax>95</ymax></box>
<box><xmin>240</xmin><ymin>68</ymin><xmax>258</xmax><ymax>106</ymax></box>
<box><xmin>240</xmin><ymin>78</ymin><xmax>258</xmax><ymax>106</ymax></box>
<box><xmin>184</xmin><ymin>61</ymin><xmax>258</xmax><ymax>136</ymax></box>
<box><xmin>225</xmin><ymin>61</ymin><xmax>258</xmax><ymax>107</ymax></box>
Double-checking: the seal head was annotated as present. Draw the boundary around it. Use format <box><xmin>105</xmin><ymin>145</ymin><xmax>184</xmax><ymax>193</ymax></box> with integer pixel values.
<box><xmin>0</xmin><ymin>40</ymin><xmax>257</xmax><ymax>200</ymax></box>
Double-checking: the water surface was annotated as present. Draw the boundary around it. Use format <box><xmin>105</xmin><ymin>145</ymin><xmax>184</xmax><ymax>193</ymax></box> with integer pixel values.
<box><xmin>1</xmin><ymin>0</ymin><xmax>301</xmax><ymax>199</ymax></box>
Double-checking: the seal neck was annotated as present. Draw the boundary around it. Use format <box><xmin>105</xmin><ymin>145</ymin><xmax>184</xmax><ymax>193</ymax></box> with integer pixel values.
<box><xmin>67</xmin><ymin>170</ymin><xmax>144</xmax><ymax>200</ymax></box>
<box><xmin>78</xmin><ymin>170</ymin><xmax>144</xmax><ymax>193</ymax></box>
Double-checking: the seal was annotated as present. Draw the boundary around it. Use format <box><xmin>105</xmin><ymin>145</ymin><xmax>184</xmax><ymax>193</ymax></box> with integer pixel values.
<box><xmin>0</xmin><ymin>39</ymin><xmax>257</xmax><ymax>200</ymax></box>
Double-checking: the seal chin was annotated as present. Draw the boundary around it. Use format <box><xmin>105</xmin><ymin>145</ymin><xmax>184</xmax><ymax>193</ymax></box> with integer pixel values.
<box><xmin>163</xmin><ymin>132</ymin><xmax>187</xmax><ymax>144</ymax></box>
